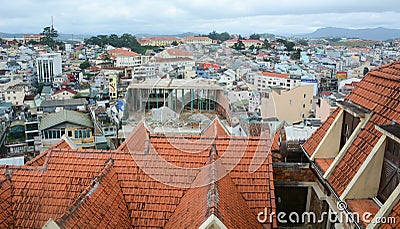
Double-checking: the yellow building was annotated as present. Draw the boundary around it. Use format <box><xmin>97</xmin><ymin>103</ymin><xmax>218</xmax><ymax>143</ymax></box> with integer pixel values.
<box><xmin>39</xmin><ymin>110</ymin><xmax>94</xmax><ymax>151</ymax></box>
<box><xmin>183</xmin><ymin>36</ymin><xmax>213</xmax><ymax>45</ymax></box>
<box><xmin>261</xmin><ymin>85</ymin><xmax>314</xmax><ymax>124</ymax></box>
<box><xmin>108</xmin><ymin>74</ymin><xmax>118</xmax><ymax>99</ymax></box>
<box><xmin>138</xmin><ymin>37</ymin><xmax>182</xmax><ymax>46</ymax></box>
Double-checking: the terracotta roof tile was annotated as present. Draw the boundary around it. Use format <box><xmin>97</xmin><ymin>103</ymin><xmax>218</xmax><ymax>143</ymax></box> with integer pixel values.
<box><xmin>165</xmin><ymin>48</ymin><xmax>194</xmax><ymax>57</ymax></box>
<box><xmin>328</xmin><ymin>62</ymin><xmax>400</xmax><ymax>195</ymax></box>
<box><xmin>346</xmin><ymin>199</ymin><xmax>380</xmax><ymax>228</ymax></box>
<box><xmin>262</xmin><ymin>71</ymin><xmax>290</xmax><ymax>79</ymax></box>
<box><xmin>0</xmin><ymin>120</ymin><xmax>276</xmax><ymax>228</ymax></box>
<box><xmin>315</xmin><ymin>158</ymin><xmax>334</xmax><ymax>173</ymax></box>
<box><xmin>302</xmin><ymin>108</ymin><xmax>340</xmax><ymax>156</ymax></box>
<box><xmin>165</xmin><ymin>146</ymin><xmax>263</xmax><ymax>228</ymax></box>
<box><xmin>381</xmin><ymin>201</ymin><xmax>400</xmax><ymax>229</ymax></box>
<box><xmin>56</xmin><ymin>159</ymin><xmax>131</xmax><ymax>228</ymax></box>
<box><xmin>0</xmin><ymin>170</ymin><xmax>13</xmax><ymax>228</ymax></box>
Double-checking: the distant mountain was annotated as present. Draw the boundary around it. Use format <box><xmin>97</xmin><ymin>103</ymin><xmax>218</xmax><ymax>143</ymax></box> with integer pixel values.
<box><xmin>0</xmin><ymin>32</ymin><xmax>24</xmax><ymax>39</ymax></box>
<box><xmin>303</xmin><ymin>27</ymin><xmax>400</xmax><ymax>41</ymax></box>
<box><xmin>58</xmin><ymin>33</ymin><xmax>91</xmax><ymax>41</ymax></box>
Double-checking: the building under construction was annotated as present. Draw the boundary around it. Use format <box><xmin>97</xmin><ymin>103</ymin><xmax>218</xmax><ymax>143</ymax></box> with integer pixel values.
<box><xmin>124</xmin><ymin>78</ymin><xmax>231</xmax><ymax>121</ymax></box>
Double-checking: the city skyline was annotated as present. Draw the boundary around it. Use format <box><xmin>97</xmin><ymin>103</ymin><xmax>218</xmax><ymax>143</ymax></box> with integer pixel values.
<box><xmin>1</xmin><ymin>0</ymin><xmax>400</xmax><ymax>36</ymax></box>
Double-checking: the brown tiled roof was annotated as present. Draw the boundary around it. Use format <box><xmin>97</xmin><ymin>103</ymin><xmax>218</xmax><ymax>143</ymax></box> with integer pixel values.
<box><xmin>271</xmin><ymin>129</ymin><xmax>280</xmax><ymax>152</ymax></box>
<box><xmin>328</xmin><ymin>62</ymin><xmax>400</xmax><ymax>195</ymax></box>
<box><xmin>302</xmin><ymin>108</ymin><xmax>340</xmax><ymax>156</ymax></box>
<box><xmin>315</xmin><ymin>158</ymin><xmax>334</xmax><ymax>173</ymax></box>
<box><xmin>165</xmin><ymin>48</ymin><xmax>194</xmax><ymax>57</ymax></box>
<box><xmin>165</xmin><ymin>146</ymin><xmax>263</xmax><ymax>228</ymax></box>
<box><xmin>0</xmin><ymin>120</ymin><xmax>276</xmax><ymax>228</ymax></box>
<box><xmin>381</xmin><ymin>202</ymin><xmax>400</xmax><ymax>229</ymax></box>
<box><xmin>0</xmin><ymin>169</ymin><xmax>13</xmax><ymax>229</ymax></box>
<box><xmin>346</xmin><ymin>199</ymin><xmax>380</xmax><ymax>228</ymax></box>
<box><xmin>56</xmin><ymin>158</ymin><xmax>131</xmax><ymax>228</ymax></box>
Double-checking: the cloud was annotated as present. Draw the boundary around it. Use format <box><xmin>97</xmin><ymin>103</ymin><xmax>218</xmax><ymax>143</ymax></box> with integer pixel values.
<box><xmin>0</xmin><ymin>0</ymin><xmax>400</xmax><ymax>35</ymax></box>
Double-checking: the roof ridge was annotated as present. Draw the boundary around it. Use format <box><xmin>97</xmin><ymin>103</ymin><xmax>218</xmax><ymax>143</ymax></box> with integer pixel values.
<box><xmin>56</xmin><ymin>158</ymin><xmax>115</xmax><ymax>223</ymax></box>
<box><xmin>207</xmin><ymin>144</ymin><xmax>220</xmax><ymax>216</ymax></box>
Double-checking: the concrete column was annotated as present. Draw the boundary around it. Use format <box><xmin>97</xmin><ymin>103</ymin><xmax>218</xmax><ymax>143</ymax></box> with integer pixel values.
<box><xmin>181</xmin><ymin>89</ymin><xmax>184</xmax><ymax>110</ymax></box>
<box><xmin>147</xmin><ymin>89</ymin><xmax>150</xmax><ymax>111</ymax></box>
<box><xmin>190</xmin><ymin>89</ymin><xmax>194</xmax><ymax>110</ymax></box>
<box><xmin>156</xmin><ymin>89</ymin><xmax>158</xmax><ymax>108</ymax></box>
<box><xmin>306</xmin><ymin>186</ymin><xmax>312</xmax><ymax>212</ymax></box>
<box><xmin>139</xmin><ymin>89</ymin><xmax>143</xmax><ymax>111</ymax></box>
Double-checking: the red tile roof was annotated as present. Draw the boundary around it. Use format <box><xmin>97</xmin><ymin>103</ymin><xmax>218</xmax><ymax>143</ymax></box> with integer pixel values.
<box><xmin>315</xmin><ymin>158</ymin><xmax>334</xmax><ymax>173</ymax></box>
<box><xmin>328</xmin><ymin>62</ymin><xmax>400</xmax><ymax>195</ymax></box>
<box><xmin>165</xmin><ymin>146</ymin><xmax>263</xmax><ymax>228</ymax></box>
<box><xmin>261</xmin><ymin>71</ymin><xmax>290</xmax><ymax>79</ymax></box>
<box><xmin>0</xmin><ymin>120</ymin><xmax>276</xmax><ymax>228</ymax></box>
<box><xmin>52</xmin><ymin>88</ymin><xmax>77</xmax><ymax>96</ymax></box>
<box><xmin>55</xmin><ymin>158</ymin><xmax>131</xmax><ymax>228</ymax></box>
<box><xmin>347</xmin><ymin>199</ymin><xmax>380</xmax><ymax>227</ymax></box>
<box><xmin>303</xmin><ymin>61</ymin><xmax>400</xmax><ymax>227</ymax></box>
<box><xmin>302</xmin><ymin>108</ymin><xmax>340</xmax><ymax>156</ymax></box>
<box><xmin>381</xmin><ymin>202</ymin><xmax>400</xmax><ymax>229</ymax></box>
<box><xmin>165</xmin><ymin>48</ymin><xmax>194</xmax><ymax>57</ymax></box>
<box><xmin>0</xmin><ymin>170</ymin><xmax>13</xmax><ymax>229</ymax></box>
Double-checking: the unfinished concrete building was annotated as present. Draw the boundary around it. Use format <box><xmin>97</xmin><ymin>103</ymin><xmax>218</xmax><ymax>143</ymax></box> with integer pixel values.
<box><xmin>124</xmin><ymin>78</ymin><xmax>231</xmax><ymax>121</ymax></box>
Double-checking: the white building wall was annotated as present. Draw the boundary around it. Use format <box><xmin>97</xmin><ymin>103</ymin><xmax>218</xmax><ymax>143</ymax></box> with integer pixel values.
<box><xmin>36</xmin><ymin>53</ymin><xmax>62</xmax><ymax>84</ymax></box>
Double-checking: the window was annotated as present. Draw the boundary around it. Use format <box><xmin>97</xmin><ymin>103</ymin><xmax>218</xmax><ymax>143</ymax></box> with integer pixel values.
<box><xmin>339</xmin><ymin>112</ymin><xmax>360</xmax><ymax>150</ymax></box>
<box><xmin>74</xmin><ymin>129</ymin><xmax>91</xmax><ymax>139</ymax></box>
<box><xmin>304</xmin><ymin>94</ymin><xmax>306</xmax><ymax>98</ymax></box>
<box><xmin>378</xmin><ymin>139</ymin><xmax>400</xmax><ymax>203</ymax></box>
<box><xmin>68</xmin><ymin>131</ymin><xmax>72</xmax><ymax>137</ymax></box>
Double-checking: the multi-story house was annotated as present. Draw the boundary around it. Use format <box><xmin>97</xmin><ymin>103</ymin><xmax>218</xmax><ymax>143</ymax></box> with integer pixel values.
<box><xmin>36</xmin><ymin>53</ymin><xmax>62</xmax><ymax>84</ymax></box>
<box><xmin>261</xmin><ymin>84</ymin><xmax>314</xmax><ymax>124</ymax></box>
<box><xmin>254</xmin><ymin>71</ymin><xmax>301</xmax><ymax>91</ymax></box>
<box><xmin>183</xmin><ymin>36</ymin><xmax>213</xmax><ymax>45</ymax></box>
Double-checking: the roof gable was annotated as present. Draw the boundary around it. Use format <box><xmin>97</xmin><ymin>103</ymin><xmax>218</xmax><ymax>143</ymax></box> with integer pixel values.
<box><xmin>165</xmin><ymin>145</ymin><xmax>263</xmax><ymax>228</ymax></box>
<box><xmin>56</xmin><ymin>159</ymin><xmax>131</xmax><ymax>228</ymax></box>
<box><xmin>39</xmin><ymin>110</ymin><xmax>93</xmax><ymax>130</ymax></box>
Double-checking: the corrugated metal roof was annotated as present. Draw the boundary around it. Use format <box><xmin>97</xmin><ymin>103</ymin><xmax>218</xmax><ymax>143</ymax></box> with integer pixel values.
<box><xmin>40</xmin><ymin>98</ymin><xmax>87</xmax><ymax>108</ymax></box>
<box><xmin>39</xmin><ymin>110</ymin><xmax>93</xmax><ymax>130</ymax></box>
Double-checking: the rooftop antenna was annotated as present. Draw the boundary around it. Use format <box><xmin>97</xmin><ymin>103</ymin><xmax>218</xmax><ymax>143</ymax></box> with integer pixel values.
<box><xmin>51</xmin><ymin>16</ymin><xmax>54</xmax><ymax>30</ymax></box>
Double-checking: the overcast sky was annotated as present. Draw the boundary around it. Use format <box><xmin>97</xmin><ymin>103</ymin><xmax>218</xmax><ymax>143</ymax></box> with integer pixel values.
<box><xmin>1</xmin><ymin>0</ymin><xmax>400</xmax><ymax>36</ymax></box>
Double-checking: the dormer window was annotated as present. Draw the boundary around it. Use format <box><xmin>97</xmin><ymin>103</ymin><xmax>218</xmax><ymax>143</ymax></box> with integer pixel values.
<box><xmin>376</xmin><ymin>123</ymin><xmax>400</xmax><ymax>204</ymax></box>
<box><xmin>340</xmin><ymin>111</ymin><xmax>360</xmax><ymax>151</ymax></box>
<box><xmin>377</xmin><ymin>138</ymin><xmax>400</xmax><ymax>203</ymax></box>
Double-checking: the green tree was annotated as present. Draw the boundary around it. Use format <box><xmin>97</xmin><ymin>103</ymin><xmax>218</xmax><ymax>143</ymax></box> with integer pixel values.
<box><xmin>206</xmin><ymin>31</ymin><xmax>231</xmax><ymax>42</ymax></box>
<box><xmin>262</xmin><ymin>40</ymin><xmax>271</xmax><ymax>49</ymax></box>
<box><xmin>84</xmin><ymin>33</ymin><xmax>146</xmax><ymax>54</ymax></box>
<box><xmin>40</xmin><ymin>26</ymin><xmax>58</xmax><ymax>49</ymax></box>
<box><xmin>249</xmin><ymin>33</ymin><xmax>261</xmax><ymax>40</ymax></box>
<box><xmin>290</xmin><ymin>49</ymin><xmax>302</xmax><ymax>60</ymax></box>
<box><xmin>171</xmin><ymin>41</ymin><xmax>179</xmax><ymax>46</ymax></box>
<box><xmin>297</xmin><ymin>39</ymin><xmax>309</xmax><ymax>46</ymax></box>
<box><xmin>233</xmin><ymin>40</ymin><xmax>245</xmax><ymax>50</ymax></box>
<box><xmin>285</xmin><ymin>41</ymin><xmax>295</xmax><ymax>51</ymax></box>
<box><xmin>79</xmin><ymin>61</ymin><xmax>91</xmax><ymax>70</ymax></box>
